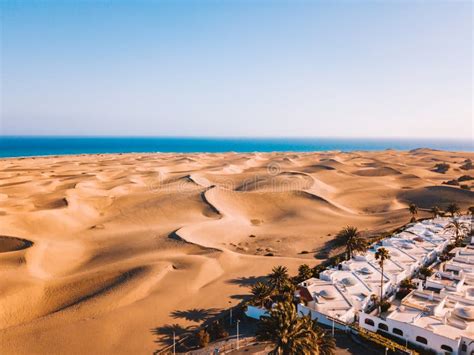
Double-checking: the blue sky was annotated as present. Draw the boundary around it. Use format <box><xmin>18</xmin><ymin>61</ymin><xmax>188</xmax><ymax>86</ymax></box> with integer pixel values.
<box><xmin>1</xmin><ymin>0</ymin><xmax>472</xmax><ymax>138</ymax></box>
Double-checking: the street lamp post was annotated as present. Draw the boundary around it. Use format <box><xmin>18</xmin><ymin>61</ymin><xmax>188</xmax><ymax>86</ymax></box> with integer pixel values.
<box><xmin>237</xmin><ymin>319</ymin><xmax>240</xmax><ymax>350</ymax></box>
<box><xmin>173</xmin><ymin>331</ymin><xmax>175</xmax><ymax>355</ymax></box>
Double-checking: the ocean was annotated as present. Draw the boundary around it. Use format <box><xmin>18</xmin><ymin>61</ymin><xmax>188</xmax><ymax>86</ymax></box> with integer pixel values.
<box><xmin>0</xmin><ymin>136</ymin><xmax>472</xmax><ymax>158</ymax></box>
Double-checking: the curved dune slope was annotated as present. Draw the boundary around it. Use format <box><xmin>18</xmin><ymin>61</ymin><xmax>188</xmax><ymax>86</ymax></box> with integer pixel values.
<box><xmin>235</xmin><ymin>171</ymin><xmax>314</xmax><ymax>192</ymax></box>
<box><xmin>353</xmin><ymin>166</ymin><xmax>402</xmax><ymax>177</ymax></box>
<box><xmin>398</xmin><ymin>185</ymin><xmax>474</xmax><ymax>209</ymax></box>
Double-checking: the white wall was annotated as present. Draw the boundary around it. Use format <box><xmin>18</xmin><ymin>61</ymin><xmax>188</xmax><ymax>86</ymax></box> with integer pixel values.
<box><xmin>298</xmin><ymin>304</ymin><xmax>350</xmax><ymax>330</ymax></box>
<box><xmin>359</xmin><ymin>312</ymin><xmax>461</xmax><ymax>354</ymax></box>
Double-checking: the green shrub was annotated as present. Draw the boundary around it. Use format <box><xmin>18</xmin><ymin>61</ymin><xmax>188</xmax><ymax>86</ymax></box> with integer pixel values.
<box><xmin>380</xmin><ymin>300</ymin><xmax>391</xmax><ymax>313</ymax></box>
<box><xmin>433</xmin><ymin>163</ymin><xmax>450</xmax><ymax>173</ymax></box>
<box><xmin>208</xmin><ymin>320</ymin><xmax>229</xmax><ymax>340</ymax></box>
<box><xmin>312</xmin><ymin>265</ymin><xmax>325</xmax><ymax>278</ymax></box>
<box><xmin>419</xmin><ymin>266</ymin><xmax>433</xmax><ymax>278</ymax></box>
<box><xmin>442</xmin><ymin>179</ymin><xmax>459</xmax><ymax>186</ymax></box>
<box><xmin>196</xmin><ymin>329</ymin><xmax>210</xmax><ymax>348</ymax></box>
<box><xmin>461</xmin><ymin>159</ymin><xmax>473</xmax><ymax>170</ymax></box>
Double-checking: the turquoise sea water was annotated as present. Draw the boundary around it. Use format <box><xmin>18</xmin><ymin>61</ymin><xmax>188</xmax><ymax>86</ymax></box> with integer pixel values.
<box><xmin>0</xmin><ymin>137</ymin><xmax>472</xmax><ymax>158</ymax></box>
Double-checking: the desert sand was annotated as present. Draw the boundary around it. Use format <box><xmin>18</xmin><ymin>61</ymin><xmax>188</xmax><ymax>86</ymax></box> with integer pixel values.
<box><xmin>0</xmin><ymin>149</ymin><xmax>473</xmax><ymax>354</ymax></box>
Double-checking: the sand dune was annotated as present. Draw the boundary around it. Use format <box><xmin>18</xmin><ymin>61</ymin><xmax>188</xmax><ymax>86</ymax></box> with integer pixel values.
<box><xmin>398</xmin><ymin>185</ymin><xmax>474</xmax><ymax>209</ymax></box>
<box><xmin>352</xmin><ymin>166</ymin><xmax>402</xmax><ymax>176</ymax></box>
<box><xmin>235</xmin><ymin>171</ymin><xmax>314</xmax><ymax>191</ymax></box>
<box><xmin>0</xmin><ymin>149</ymin><xmax>473</xmax><ymax>354</ymax></box>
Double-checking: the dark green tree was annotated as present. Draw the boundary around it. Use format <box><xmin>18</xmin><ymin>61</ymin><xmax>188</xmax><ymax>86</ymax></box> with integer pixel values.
<box><xmin>375</xmin><ymin>247</ymin><xmax>390</xmax><ymax>301</ymax></box>
<box><xmin>257</xmin><ymin>301</ymin><xmax>335</xmax><ymax>355</ymax></box>
<box><xmin>446</xmin><ymin>203</ymin><xmax>460</xmax><ymax>217</ymax></box>
<box><xmin>335</xmin><ymin>226</ymin><xmax>367</xmax><ymax>260</ymax></box>
<box><xmin>409</xmin><ymin>203</ymin><xmax>418</xmax><ymax>222</ymax></box>
<box><xmin>268</xmin><ymin>265</ymin><xmax>290</xmax><ymax>293</ymax></box>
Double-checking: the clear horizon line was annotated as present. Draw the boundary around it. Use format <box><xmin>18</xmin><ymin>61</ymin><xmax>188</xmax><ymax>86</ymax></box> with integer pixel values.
<box><xmin>1</xmin><ymin>134</ymin><xmax>472</xmax><ymax>141</ymax></box>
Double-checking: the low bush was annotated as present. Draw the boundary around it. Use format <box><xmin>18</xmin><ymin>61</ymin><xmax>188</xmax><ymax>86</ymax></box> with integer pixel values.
<box><xmin>208</xmin><ymin>320</ymin><xmax>229</xmax><ymax>340</ymax></box>
<box><xmin>380</xmin><ymin>300</ymin><xmax>391</xmax><ymax>313</ymax></box>
<box><xmin>461</xmin><ymin>159</ymin><xmax>473</xmax><ymax>170</ymax></box>
<box><xmin>312</xmin><ymin>265</ymin><xmax>325</xmax><ymax>278</ymax></box>
<box><xmin>433</xmin><ymin>163</ymin><xmax>450</xmax><ymax>173</ymax></box>
<box><xmin>419</xmin><ymin>266</ymin><xmax>433</xmax><ymax>278</ymax></box>
<box><xmin>196</xmin><ymin>329</ymin><xmax>210</xmax><ymax>348</ymax></box>
<box><xmin>442</xmin><ymin>179</ymin><xmax>459</xmax><ymax>186</ymax></box>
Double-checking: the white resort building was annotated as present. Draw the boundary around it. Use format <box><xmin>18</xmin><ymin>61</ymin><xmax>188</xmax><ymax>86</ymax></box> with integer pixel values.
<box><xmin>246</xmin><ymin>216</ymin><xmax>473</xmax><ymax>354</ymax></box>
<box><xmin>296</xmin><ymin>218</ymin><xmax>457</xmax><ymax>325</ymax></box>
<box><xmin>358</xmin><ymin>216</ymin><xmax>474</xmax><ymax>355</ymax></box>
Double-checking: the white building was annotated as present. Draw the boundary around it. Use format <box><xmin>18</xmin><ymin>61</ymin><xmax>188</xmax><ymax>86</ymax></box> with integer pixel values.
<box><xmin>246</xmin><ymin>217</ymin><xmax>470</xmax><ymax>353</ymax></box>
<box><xmin>296</xmin><ymin>277</ymin><xmax>357</xmax><ymax>327</ymax></box>
<box><xmin>360</xmin><ymin>288</ymin><xmax>474</xmax><ymax>354</ymax></box>
<box><xmin>359</xmin><ymin>217</ymin><xmax>474</xmax><ymax>355</ymax></box>
<box><xmin>338</xmin><ymin>254</ymin><xmax>396</xmax><ymax>298</ymax></box>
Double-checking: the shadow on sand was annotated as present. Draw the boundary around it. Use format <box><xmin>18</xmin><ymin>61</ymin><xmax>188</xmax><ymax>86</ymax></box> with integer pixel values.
<box><xmin>313</xmin><ymin>238</ymin><xmax>339</xmax><ymax>260</ymax></box>
<box><xmin>226</xmin><ymin>275</ymin><xmax>267</xmax><ymax>287</ymax></box>
<box><xmin>170</xmin><ymin>308</ymin><xmax>221</xmax><ymax>322</ymax></box>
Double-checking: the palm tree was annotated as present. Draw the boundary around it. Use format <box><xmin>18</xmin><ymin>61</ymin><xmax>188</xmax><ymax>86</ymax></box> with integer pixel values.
<box><xmin>430</xmin><ymin>206</ymin><xmax>440</xmax><ymax>219</ymax></box>
<box><xmin>375</xmin><ymin>247</ymin><xmax>390</xmax><ymax>302</ymax></box>
<box><xmin>268</xmin><ymin>265</ymin><xmax>290</xmax><ymax>293</ymax></box>
<box><xmin>409</xmin><ymin>203</ymin><xmax>418</xmax><ymax>222</ymax></box>
<box><xmin>297</xmin><ymin>264</ymin><xmax>313</xmax><ymax>283</ymax></box>
<box><xmin>446</xmin><ymin>203</ymin><xmax>460</xmax><ymax>218</ymax></box>
<box><xmin>257</xmin><ymin>301</ymin><xmax>335</xmax><ymax>355</ymax></box>
<box><xmin>312</xmin><ymin>324</ymin><xmax>336</xmax><ymax>355</ymax></box>
<box><xmin>335</xmin><ymin>226</ymin><xmax>367</xmax><ymax>260</ymax></box>
<box><xmin>250</xmin><ymin>282</ymin><xmax>272</xmax><ymax>308</ymax></box>
<box><xmin>280</xmin><ymin>282</ymin><xmax>296</xmax><ymax>303</ymax></box>
<box><xmin>444</xmin><ymin>219</ymin><xmax>470</xmax><ymax>246</ymax></box>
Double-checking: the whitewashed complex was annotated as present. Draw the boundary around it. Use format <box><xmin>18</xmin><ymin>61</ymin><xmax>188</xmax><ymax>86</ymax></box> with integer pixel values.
<box><xmin>246</xmin><ymin>216</ymin><xmax>473</xmax><ymax>354</ymax></box>
<box><xmin>360</xmin><ymin>239</ymin><xmax>474</xmax><ymax>354</ymax></box>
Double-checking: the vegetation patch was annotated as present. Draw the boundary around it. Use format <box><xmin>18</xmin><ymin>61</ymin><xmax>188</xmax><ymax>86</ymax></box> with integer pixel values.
<box><xmin>432</xmin><ymin>163</ymin><xmax>450</xmax><ymax>173</ymax></box>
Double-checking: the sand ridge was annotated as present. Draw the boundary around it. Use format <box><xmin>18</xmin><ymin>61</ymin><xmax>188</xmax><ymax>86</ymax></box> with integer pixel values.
<box><xmin>0</xmin><ymin>149</ymin><xmax>473</xmax><ymax>354</ymax></box>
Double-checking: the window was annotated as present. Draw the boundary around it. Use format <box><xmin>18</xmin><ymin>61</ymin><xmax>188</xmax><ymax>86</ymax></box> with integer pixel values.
<box><xmin>461</xmin><ymin>343</ymin><xmax>467</xmax><ymax>352</ymax></box>
<box><xmin>364</xmin><ymin>319</ymin><xmax>375</xmax><ymax>326</ymax></box>
<box><xmin>392</xmin><ymin>328</ymin><xmax>403</xmax><ymax>336</ymax></box>
<box><xmin>416</xmin><ymin>336</ymin><xmax>427</xmax><ymax>345</ymax></box>
<box><xmin>378</xmin><ymin>323</ymin><xmax>388</xmax><ymax>331</ymax></box>
<box><xmin>441</xmin><ymin>345</ymin><xmax>453</xmax><ymax>353</ymax></box>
